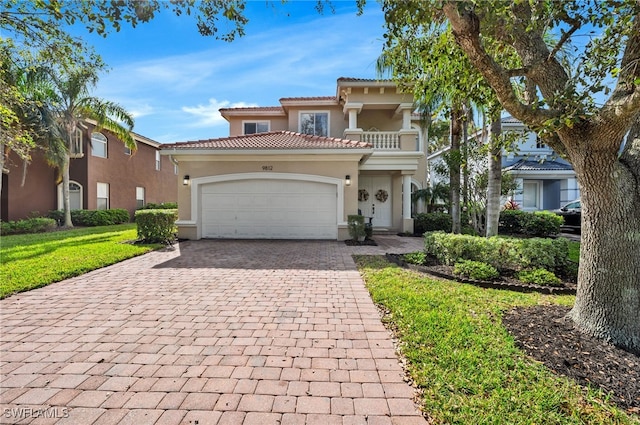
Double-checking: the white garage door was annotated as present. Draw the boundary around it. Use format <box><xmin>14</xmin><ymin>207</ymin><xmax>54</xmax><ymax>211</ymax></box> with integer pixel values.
<box><xmin>201</xmin><ymin>179</ymin><xmax>337</xmax><ymax>239</ymax></box>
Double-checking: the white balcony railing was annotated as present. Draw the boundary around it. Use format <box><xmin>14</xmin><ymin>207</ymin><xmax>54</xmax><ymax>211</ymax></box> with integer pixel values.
<box><xmin>362</xmin><ymin>131</ymin><xmax>399</xmax><ymax>150</ymax></box>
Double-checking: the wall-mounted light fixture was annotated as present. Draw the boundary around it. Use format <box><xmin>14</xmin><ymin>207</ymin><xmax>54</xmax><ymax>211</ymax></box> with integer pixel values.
<box><xmin>345</xmin><ymin>175</ymin><xmax>351</xmax><ymax>186</ymax></box>
<box><xmin>183</xmin><ymin>175</ymin><xmax>190</xmax><ymax>186</ymax></box>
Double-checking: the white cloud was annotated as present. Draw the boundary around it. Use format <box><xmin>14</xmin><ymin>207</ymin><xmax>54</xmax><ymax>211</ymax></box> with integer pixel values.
<box><xmin>181</xmin><ymin>98</ymin><xmax>258</xmax><ymax>127</ymax></box>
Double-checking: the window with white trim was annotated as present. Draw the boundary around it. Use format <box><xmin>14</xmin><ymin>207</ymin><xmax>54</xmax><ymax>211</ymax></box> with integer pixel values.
<box><xmin>299</xmin><ymin>112</ymin><xmax>329</xmax><ymax>136</ymax></box>
<box><xmin>97</xmin><ymin>182</ymin><xmax>109</xmax><ymax>210</ymax></box>
<box><xmin>91</xmin><ymin>132</ymin><xmax>107</xmax><ymax>158</ymax></box>
<box><xmin>124</xmin><ymin>146</ymin><xmax>132</xmax><ymax>155</ymax></box>
<box><xmin>136</xmin><ymin>187</ymin><xmax>145</xmax><ymax>209</ymax></box>
<box><xmin>155</xmin><ymin>151</ymin><xmax>161</xmax><ymax>170</ymax></box>
<box><xmin>535</xmin><ymin>136</ymin><xmax>547</xmax><ymax>149</ymax></box>
<box><xmin>174</xmin><ymin>163</ymin><xmax>178</xmax><ymax>175</ymax></box>
<box><xmin>243</xmin><ymin>121</ymin><xmax>270</xmax><ymax>135</ymax></box>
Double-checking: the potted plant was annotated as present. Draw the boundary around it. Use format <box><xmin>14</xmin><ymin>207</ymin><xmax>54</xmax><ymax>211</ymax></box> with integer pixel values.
<box><xmin>347</xmin><ymin>214</ymin><xmax>366</xmax><ymax>242</ymax></box>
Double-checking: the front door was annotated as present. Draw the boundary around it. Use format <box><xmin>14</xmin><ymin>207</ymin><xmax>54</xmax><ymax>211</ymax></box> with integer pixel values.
<box><xmin>358</xmin><ymin>175</ymin><xmax>392</xmax><ymax>228</ymax></box>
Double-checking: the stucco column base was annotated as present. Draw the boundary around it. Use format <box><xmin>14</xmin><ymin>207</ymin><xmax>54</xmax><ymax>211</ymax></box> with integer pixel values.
<box><xmin>402</xmin><ymin>218</ymin><xmax>414</xmax><ymax>234</ymax></box>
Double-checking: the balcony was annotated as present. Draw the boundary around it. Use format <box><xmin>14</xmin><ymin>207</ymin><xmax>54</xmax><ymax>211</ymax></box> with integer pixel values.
<box><xmin>362</xmin><ymin>131</ymin><xmax>399</xmax><ymax>150</ymax></box>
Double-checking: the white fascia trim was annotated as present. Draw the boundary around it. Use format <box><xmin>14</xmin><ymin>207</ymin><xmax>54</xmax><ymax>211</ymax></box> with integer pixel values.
<box><xmin>280</xmin><ymin>99</ymin><xmax>338</xmax><ymax>107</ymax></box>
<box><xmin>188</xmin><ymin>172</ymin><xmax>345</xmax><ymax>239</ymax></box>
<box><xmin>504</xmin><ymin>170</ymin><xmax>576</xmax><ymax>178</ymax></box>
<box><xmin>221</xmin><ymin>109</ymin><xmax>286</xmax><ymax>117</ymax></box>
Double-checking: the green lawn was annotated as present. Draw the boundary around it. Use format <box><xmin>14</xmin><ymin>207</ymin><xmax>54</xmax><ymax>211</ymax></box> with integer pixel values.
<box><xmin>0</xmin><ymin>224</ymin><xmax>159</xmax><ymax>298</ymax></box>
<box><xmin>355</xmin><ymin>255</ymin><xmax>636</xmax><ymax>425</ymax></box>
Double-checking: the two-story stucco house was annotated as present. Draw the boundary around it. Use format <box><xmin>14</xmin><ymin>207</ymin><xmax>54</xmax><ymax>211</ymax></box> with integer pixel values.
<box><xmin>161</xmin><ymin>78</ymin><xmax>429</xmax><ymax>241</ymax></box>
<box><xmin>427</xmin><ymin>116</ymin><xmax>581</xmax><ymax>212</ymax></box>
<box><xmin>1</xmin><ymin>122</ymin><xmax>177</xmax><ymax>222</ymax></box>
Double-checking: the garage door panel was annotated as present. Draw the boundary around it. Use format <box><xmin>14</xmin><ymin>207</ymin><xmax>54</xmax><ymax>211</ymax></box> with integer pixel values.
<box><xmin>201</xmin><ymin>178</ymin><xmax>337</xmax><ymax>239</ymax></box>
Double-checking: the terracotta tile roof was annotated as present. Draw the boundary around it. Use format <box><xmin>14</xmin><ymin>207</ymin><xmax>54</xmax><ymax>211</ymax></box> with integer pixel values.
<box><xmin>279</xmin><ymin>96</ymin><xmax>336</xmax><ymax>102</ymax></box>
<box><xmin>162</xmin><ymin>131</ymin><xmax>372</xmax><ymax>151</ymax></box>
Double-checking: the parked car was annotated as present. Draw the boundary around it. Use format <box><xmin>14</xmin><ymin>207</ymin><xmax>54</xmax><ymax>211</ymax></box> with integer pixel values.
<box><xmin>554</xmin><ymin>199</ymin><xmax>581</xmax><ymax>233</ymax></box>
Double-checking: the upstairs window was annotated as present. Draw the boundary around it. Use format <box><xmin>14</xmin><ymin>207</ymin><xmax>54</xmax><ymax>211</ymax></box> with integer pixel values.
<box><xmin>91</xmin><ymin>132</ymin><xmax>107</xmax><ymax>158</ymax></box>
<box><xmin>155</xmin><ymin>151</ymin><xmax>161</xmax><ymax>170</ymax></box>
<box><xmin>536</xmin><ymin>136</ymin><xmax>547</xmax><ymax>149</ymax></box>
<box><xmin>299</xmin><ymin>112</ymin><xmax>329</xmax><ymax>137</ymax></box>
<box><xmin>124</xmin><ymin>146</ymin><xmax>132</xmax><ymax>155</ymax></box>
<box><xmin>243</xmin><ymin>121</ymin><xmax>270</xmax><ymax>135</ymax></box>
<box><xmin>70</xmin><ymin>128</ymin><xmax>83</xmax><ymax>155</ymax></box>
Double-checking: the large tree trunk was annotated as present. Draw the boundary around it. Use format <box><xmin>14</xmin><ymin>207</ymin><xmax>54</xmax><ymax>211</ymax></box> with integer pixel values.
<box><xmin>61</xmin><ymin>152</ymin><xmax>73</xmax><ymax>227</ymax></box>
<box><xmin>485</xmin><ymin>117</ymin><xmax>502</xmax><ymax>237</ymax></box>
<box><xmin>450</xmin><ymin>106</ymin><xmax>462</xmax><ymax>234</ymax></box>
<box><xmin>567</xmin><ymin>135</ymin><xmax>640</xmax><ymax>354</ymax></box>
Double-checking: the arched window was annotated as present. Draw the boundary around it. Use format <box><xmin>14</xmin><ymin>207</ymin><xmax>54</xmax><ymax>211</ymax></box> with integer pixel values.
<box><xmin>91</xmin><ymin>132</ymin><xmax>107</xmax><ymax>158</ymax></box>
<box><xmin>57</xmin><ymin>181</ymin><xmax>83</xmax><ymax>211</ymax></box>
<box><xmin>70</xmin><ymin>128</ymin><xmax>83</xmax><ymax>156</ymax></box>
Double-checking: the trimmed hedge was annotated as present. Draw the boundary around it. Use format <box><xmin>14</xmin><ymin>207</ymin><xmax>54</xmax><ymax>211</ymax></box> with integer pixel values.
<box><xmin>453</xmin><ymin>260</ymin><xmax>500</xmax><ymax>281</ymax></box>
<box><xmin>424</xmin><ymin>231</ymin><xmax>571</xmax><ymax>274</ymax></box>
<box><xmin>499</xmin><ymin>210</ymin><xmax>563</xmax><ymax>237</ymax></box>
<box><xmin>139</xmin><ymin>202</ymin><xmax>178</xmax><ymax>210</ymax></box>
<box><xmin>517</xmin><ymin>268</ymin><xmax>563</xmax><ymax>287</ymax></box>
<box><xmin>414</xmin><ymin>212</ymin><xmax>452</xmax><ymax>234</ymax></box>
<box><xmin>0</xmin><ymin>217</ymin><xmax>57</xmax><ymax>235</ymax></box>
<box><xmin>134</xmin><ymin>209</ymin><xmax>178</xmax><ymax>244</ymax></box>
<box><xmin>48</xmin><ymin>209</ymin><xmax>130</xmax><ymax>226</ymax></box>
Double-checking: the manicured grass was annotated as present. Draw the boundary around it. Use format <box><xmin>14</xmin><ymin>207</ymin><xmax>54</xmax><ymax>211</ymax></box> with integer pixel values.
<box><xmin>568</xmin><ymin>240</ymin><xmax>580</xmax><ymax>263</ymax></box>
<box><xmin>0</xmin><ymin>224</ymin><xmax>159</xmax><ymax>298</ymax></box>
<box><xmin>355</xmin><ymin>255</ymin><xmax>636</xmax><ymax>425</ymax></box>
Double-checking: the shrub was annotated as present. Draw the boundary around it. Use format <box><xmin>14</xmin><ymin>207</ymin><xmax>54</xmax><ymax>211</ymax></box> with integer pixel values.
<box><xmin>453</xmin><ymin>260</ymin><xmax>499</xmax><ymax>281</ymax></box>
<box><xmin>517</xmin><ymin>268</ymin><xmax>563</xmax><ymax>286</ymax></box>
<box><xmin>135</xmin><ymin>209</ymin><xmax>178</xmax><ymax>244</ymax></box>
<box><xmin>139</xmin><ymin>202</ymin><xmax>178</xmax><ymax>210</ymax></box>
<box><xmin>347</xmin><ymin>215</ymin><xmax>366</xmax><ymax>240</ymax></box>
<box><xmin>424</xmin><ymin>231</ymin><xmax>570</xmax><ymax>273</ymax></box>
<box><xmin>414</xmin><ymin>212</ymin><xmax>452</xmax><ymax>234</ymax></box>
<box><xmin>48</xmin><ymin>209</ymin><xmax>130</xmax><ymax>226</ymax></box>
<box><xmin>403</xmin><ymin>251</ymin><xmax>427</xmax><ymax>265</ymax></box>
<box><xmin>499</xmin><ymin>210</ymin><xmax>563</xmax><ymax>237</ymax></box>
<box><xmin>0</xmin><ymin>217</ymin><xmax>57</xmax><ymax>235</ymax></box>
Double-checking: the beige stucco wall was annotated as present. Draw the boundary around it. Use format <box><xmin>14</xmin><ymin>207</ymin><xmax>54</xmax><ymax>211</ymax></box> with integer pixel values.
<box><xmin>227</xmin><ymin>115</ymin><xmax>289</xmax><ymax>137</ymax></box>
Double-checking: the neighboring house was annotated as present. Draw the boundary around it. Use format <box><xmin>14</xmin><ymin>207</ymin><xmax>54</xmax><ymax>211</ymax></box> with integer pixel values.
<box><xmin>426</xmin><ymin>116</ymin><xmax>581</xmax><ymax>212</ymax></box>
<box><xmin>1</xmin><ymin>122</ymin><xmax>177</xmax><ymax>222</ymax></box>
<box><xmin>161</xmin><ymin>77</ymin><xmax>429</xmax><ymax>241</ymax></box>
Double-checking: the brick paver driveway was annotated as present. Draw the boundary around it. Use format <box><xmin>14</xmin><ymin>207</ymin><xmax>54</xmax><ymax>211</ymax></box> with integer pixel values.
<box><xmin>1</xmin><ymin>236</ymin><xmax>427</xmax><ymax>425</ymax></box>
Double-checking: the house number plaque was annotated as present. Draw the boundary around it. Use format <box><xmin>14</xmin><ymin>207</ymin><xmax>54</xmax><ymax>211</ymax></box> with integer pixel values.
<box><xmin>261</xmin><ymin>165</ymin><xmax>273</xmax><ymax>171</ymax></box>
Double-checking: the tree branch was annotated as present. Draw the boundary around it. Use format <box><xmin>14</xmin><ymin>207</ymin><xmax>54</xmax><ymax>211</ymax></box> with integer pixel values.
<box><xmin>547</xmin><ymin>16</ymin><xmax>581</xmax><ymax>62</ymax></box>
<box><xmin>442</xmin><ymin>2</ymin><xmax>557</xmax><ymax>127</ymax></box>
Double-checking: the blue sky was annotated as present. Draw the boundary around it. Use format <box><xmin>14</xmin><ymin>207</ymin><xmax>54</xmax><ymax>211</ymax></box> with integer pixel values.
<box><xmin>80</xmin><ymin>1</ymin><xmax>387</xmax><ymax>143</ymax></box>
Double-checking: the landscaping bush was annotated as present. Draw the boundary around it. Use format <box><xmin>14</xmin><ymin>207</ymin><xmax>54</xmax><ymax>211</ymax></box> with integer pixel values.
<box><xmin>139</xmin><ymin>202</ymin><xmax>178</xmax><ymax>210</ymax></box>
<box><xmin>414</xmin><ymin>212</ymin><xmax>452</xmax><ymax>234</ymax></box>
<box><xmin>0</xmin><ymin>217</ymin><xmax>57</xmax><ymax>235</ymax></box>
<box><xmin>424</xmin><ymin>231</ymin><xmax>571</xmax><ymax>274</ymax></box>
<box><xmin>347</xmin><ymin>214</ymin><xmax>366</xmax><ymax>240</ymax></box>
<box><xmin>403</xmin><ymin>251</ymin><xmax>427</xmax><ymax>265</ymax></box>
<box><xmin>453</xmin><ymin>260</ymin><xmax>499</xmax><ymax>281</ymax></box>
<box><xmin>48</xmin><ymin>209</ymin><xmax>130</xmax><ymax>226</ymax></box>
<box><xmin>499</xmin><ymin>209</ymin><xmax>563</xmax><ymax>237</ymax></box>
<box><xmin>517</xmin><ymin>268</ymin><xmax>563</xmax><ymax>287</ymax></box>
<box><xmin>134</xmin><ymin>209</ymin><xmax>178</xmax><ymax>244</ymax></box>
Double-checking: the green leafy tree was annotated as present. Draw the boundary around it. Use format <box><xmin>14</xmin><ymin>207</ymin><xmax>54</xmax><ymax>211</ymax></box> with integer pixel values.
<box><xmin>379</xmin><ymin>0</ymin><xmax>640</xmax><ymax>353</ymax></box>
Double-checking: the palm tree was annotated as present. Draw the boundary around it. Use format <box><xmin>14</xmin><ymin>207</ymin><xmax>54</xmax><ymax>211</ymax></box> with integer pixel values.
<box><xmin>45</xmin><ymin>67</ymin><xmax>136</xmax><ymax>227</ymax></box>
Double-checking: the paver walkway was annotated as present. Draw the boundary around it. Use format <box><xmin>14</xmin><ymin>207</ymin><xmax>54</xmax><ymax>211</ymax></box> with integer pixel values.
<box><xmin>0</xmin><ymin>236</ymin><xmax>427</xmax><ymax>424</ymax></box>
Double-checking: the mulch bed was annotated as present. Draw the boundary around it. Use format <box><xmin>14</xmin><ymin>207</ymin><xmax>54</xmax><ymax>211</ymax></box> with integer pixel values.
<box><xmin>503</xmin><ymin>305</ymin><xmax>640</xmax><ymax>414</ymax></box>
<box><xmin>385</xmin><ymin>253</ymin><xmax>639</xmax><ymax>415</ymax></box>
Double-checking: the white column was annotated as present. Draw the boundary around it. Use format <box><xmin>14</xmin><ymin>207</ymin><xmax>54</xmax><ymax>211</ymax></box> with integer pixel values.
<box><xmin>403</xmin><ymin>175</ymin><xmax>412</xmax><ymax>219</ymax></box>
<box><xmin>348</xmin><ymin>109</ymin><xmax>358</xmax><ymax>130</ymax></box>
<box><xmin>402</xmin><ymin>109</ymin><xmax>411</xmax><ymax>130</ymax></box>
